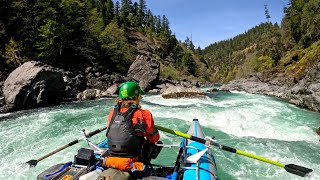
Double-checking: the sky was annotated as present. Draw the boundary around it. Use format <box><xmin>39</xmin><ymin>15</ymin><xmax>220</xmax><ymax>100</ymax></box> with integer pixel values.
<box><xmin>142</xmin><ymin>0</ymin><xmax>289</xmax><ymax>49</ymax></box>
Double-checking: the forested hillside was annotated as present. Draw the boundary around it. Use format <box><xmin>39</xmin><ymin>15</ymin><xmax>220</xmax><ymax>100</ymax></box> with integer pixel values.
<box><xmin>203</xmin><ymin>0</ymin><xmax>320</xmax><ymax>83</ymax></box>
<box><xmin>0</xmin><ymin>0</ymin><xmax>207</xmax><ymax>81</ymax></box>
<box><xmin>2</xmin><ymin>0</ymin><xmax>318</xmax><ymax>85</ymax></box>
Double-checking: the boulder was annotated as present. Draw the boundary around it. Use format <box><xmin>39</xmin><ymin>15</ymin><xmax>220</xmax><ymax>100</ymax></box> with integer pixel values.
<box><xmin>0</xmin><ymin>104</ymin><xmax>14</xmax><ymax>113</ymax></box>
<box><xmin>63</xmin><ymin>74</ymin><xmax>86</xmax><ymax>101</ymax></box>
<box><xmin>207</xmin><ymin>88</ymin><xmax>219</xmax><ymax>92</ymax></box>
<box><xmin>161</xmin><ymin>86</ymin><xmax>205</xmax><ymax>99</ymax></box>
<box><xmin>127</xmin><ymin>55</ymin><xmax>160</xmax><ymax>91</ymax></box>
<box><xmin>149</xmin><ymin>89</ymin><xmax>160</xmax><ymax>93</ymax></box>
<box><xmin>106</xmin><ymin>83</ymin><xmax>119</xmax><ymax>95</ymax></box>
<box><xmin>77</xmin><ymin>89</ymin><xmax>116</xmax><ymax>101</ymax></box>
<box><xmin>317</xmin><ymin>127</ymin><xmax>320</xmax><ymax>136</ymax></box>
<box><xmin>100</xmin><ymin>91</ymin><xmax>117</xmax><ymax>98</ymax></box>
<box><xmin>0</xmin><ymin>81</ymin><xmax>3</xmax><ymax>95</ymax></box>
<box><xmin>77</xmin><ymin>89</ymin><xmax>100</xmax><ymax>101</ymax></box>
<box><xmin>0</xmin><ymin>97</ymin><xmax>4</xmax><ymax>107</ymax></box>
<box><xmin>3</xmin><ymin>61</ymin><xmax>65</xmax><ymax>111</ymax></box>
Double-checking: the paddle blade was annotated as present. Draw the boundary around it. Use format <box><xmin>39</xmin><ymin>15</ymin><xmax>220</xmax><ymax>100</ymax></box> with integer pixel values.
<box><xmin>186</xmin><ymin>148</ymin><xmax>208</xmax><ymax>163</ymax></box>
<box><xmin>26</xmin><ymin>160</ymin><xmax>38</xmax><ymax>167</ymax></box>
<box><xmin>285</xmin><ymin>164</ymin><xmax>313</xmax><ymax>177</ymax></box>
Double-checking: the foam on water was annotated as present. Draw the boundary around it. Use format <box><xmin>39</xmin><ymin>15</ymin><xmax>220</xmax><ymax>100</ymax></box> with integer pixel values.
<box><xmin>144</xmin><ymin>93</ymin><xmax>318</xmax><ymax>142</ymax></box>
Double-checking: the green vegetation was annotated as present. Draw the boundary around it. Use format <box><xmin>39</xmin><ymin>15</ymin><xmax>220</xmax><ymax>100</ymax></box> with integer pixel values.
<box><xmin>160</xmin><ymin>63</ymin><xmax>180</xmax><ymax>80</ymax></box>
<box><xmin>282</xmin><ymin>40</ymin><xmax>320</xmax><ymax>81</ymax></box>
<box><xmin>203</xmin><ymin>0</ymin><xmax>320</xmax><ymax>83</ymax></box>
<box><xmin>0</xmin><ymin>0</ymin><xmax>205</xmax><ymax>80</ymax></box>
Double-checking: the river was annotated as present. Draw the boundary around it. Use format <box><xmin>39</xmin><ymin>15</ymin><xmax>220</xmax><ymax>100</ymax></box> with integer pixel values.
<box><xmin>0</xmin><ymin>90</ymin><xmax>319</xmax><ymax>179</ymax></box>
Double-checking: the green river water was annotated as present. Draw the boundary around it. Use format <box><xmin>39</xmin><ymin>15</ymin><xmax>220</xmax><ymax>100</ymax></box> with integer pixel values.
<box><xmin>0</xmin><ymin>90</ymin><xmax>319</xmax><ymax>180</ymax></box>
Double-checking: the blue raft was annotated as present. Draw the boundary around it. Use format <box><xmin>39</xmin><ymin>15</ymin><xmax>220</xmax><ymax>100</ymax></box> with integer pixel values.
<box><xmin>37</xmin><ymin>119</ymin><xmax>219</xmax><ymax>180</ymax></box>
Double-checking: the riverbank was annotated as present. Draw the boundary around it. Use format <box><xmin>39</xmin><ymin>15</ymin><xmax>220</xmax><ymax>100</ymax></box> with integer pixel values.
<box><xmin>221</xmin><ymin>61</ymin><xmax>320</xmax><ymax>112</ymax></box>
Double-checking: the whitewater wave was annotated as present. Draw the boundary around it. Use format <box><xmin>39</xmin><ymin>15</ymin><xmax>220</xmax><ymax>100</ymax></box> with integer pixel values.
<box><xmin>144</xmin><ymin>93</ymin><xmax>318</xmax><ymax>143</ymax></box>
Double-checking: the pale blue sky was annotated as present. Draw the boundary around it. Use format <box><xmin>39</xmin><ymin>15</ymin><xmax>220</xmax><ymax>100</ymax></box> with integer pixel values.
<box><xmin>143</xmin><ymin>0</ymin><xmax>289</xmax><ymax>49</ymax></box>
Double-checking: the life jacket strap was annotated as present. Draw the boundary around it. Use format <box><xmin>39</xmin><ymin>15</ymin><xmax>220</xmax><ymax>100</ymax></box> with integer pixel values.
<box><xmin>106</xmin><ymin>103</ymin><xmax>121</xmax><ymax>136</ymax></box>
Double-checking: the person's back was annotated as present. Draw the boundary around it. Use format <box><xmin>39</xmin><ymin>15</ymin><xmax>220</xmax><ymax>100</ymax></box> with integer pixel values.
<box><xmin>107</xmin><ymin>107</ymin><xmax>160</xmax><ymax>145</ymax></box>
<box><xmin>104</xmin><ymin>81</ymin><xmax>162</xmax><ymax>175</ymax></box>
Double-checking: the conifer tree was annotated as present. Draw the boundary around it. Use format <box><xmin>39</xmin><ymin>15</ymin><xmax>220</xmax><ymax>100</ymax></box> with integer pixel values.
<box><xmin>146</xmin><ymin>10</ymin><xmax>155</xmax><ymax>33</ymax></box>
<box><xmin>120</xmin><ymin>0</ymin><xmax>130</xmax><ymax>26</ymax></box>
<box><xmin>138</xmin><ymin>0</ymin><xmax>146</xmax><ymax>27</ymax></box>
<box><xmin>105</xmin><ymin>0</ymin><xmax>114</xmax><ymax>25</ymax></box>
<box><xmin>195</xmin><ymin>46</ymin><xmax>203</xmax><ymax>55</ymax></box>
<box><xmin>264</xmin><ymin>5</ymin><xmax>271</xmax><ymax>22</ymax></box>
<box><xmin>184</xmin><ymin>37</ymin><xmax>190</xmax><ymax>47</ymax></box>
<box><xmin>114</xmin><ymin>1</ymin><xmax>120</xmax><ymax>25</ymax></box>
<box><xmin>155</xmin><ymin>15</ymin><xmax>161</xmax><ymax>34</ymax></box>
<box><xmin>189</xmin><ymin>39</ymin><xmax>195</xmax><ymax>50</ymax></box>
<box><xmin>146</xmin><ymin>10</ymin><xmax>153</xmax><ymax>27</ymax></box>
<box><xmin>100</xmin><ymin>0</ymin><xmax>107</xmax><ymax>24</ymax></box>
<box><xmin>162</xmin><ymin>15</ymin><xmax>170</xmax><ymax>34</ymax></box>
<box><xmin>132</xmin><ymin>2</ymin><xmax>139</xmax><ymax>16</ymax></box>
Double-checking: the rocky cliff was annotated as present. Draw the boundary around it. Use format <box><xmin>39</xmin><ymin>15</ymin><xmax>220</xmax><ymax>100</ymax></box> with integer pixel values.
<box><xmin>221</xmin><ymin>61</ymin><xmax>320</xmax><ymax>112</ymax></box>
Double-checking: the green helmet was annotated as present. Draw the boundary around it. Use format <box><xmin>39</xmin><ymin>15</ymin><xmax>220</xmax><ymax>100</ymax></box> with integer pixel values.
<box><xmin>119</xmin><ymin>81</ymin><xmax>145</xmax><ymax>99</ymax></box>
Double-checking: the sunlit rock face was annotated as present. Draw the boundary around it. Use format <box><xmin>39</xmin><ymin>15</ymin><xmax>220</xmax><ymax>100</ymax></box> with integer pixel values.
<box><xmin>127</xmin><ymin>55</ymin><xmax>160</xmax><ymax>92</ymax></box>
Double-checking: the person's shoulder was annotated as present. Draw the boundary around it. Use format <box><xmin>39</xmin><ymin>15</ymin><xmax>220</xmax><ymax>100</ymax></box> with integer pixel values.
<box><xmin>139</xmin><ymin>109</ymin><xmax>152</xmax><ymax>115</ymax></box>
<box><xmin>136</xmin><ymin>109</ymin><xmax>153</xmax><ymax>120</ymax></box>
<box><xmin>108</xmin><ymin>109</ymin><xmax>114</xmax><ymax>114</ymax></box>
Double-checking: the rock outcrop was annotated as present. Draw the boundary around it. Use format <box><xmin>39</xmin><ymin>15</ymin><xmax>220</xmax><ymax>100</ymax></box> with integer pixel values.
<box><xmin>2</xmin><ymin>61</ymin><xmax>65</xmax><ymax>112</ymax></box>
<box><xmin>85</xmin><ymin>67</ymin><xmax>128</xmax><ymax>91</ymax></box>
<box><xmin>161</xmin><ymin>86</ymin><xmax>205</xmax><ymax>99</ymax></box>
<box><xmin>127</xmin><ymin>55</ymin><xmax>160</xmax><ymax>92</ymax></box>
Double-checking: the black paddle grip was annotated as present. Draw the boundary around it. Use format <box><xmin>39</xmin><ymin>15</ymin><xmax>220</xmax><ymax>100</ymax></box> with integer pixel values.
<box><xmin>88</xmin><ymin>127</ymin><xmax>107</xmax><ymax>137</ymax></box>
<box><xmin>190</xmin><ymin>136</ymin><xmax>206</xmax><ymax>144</ymax></box>
<box><xmin>68</xmin><ymin>140</ymin><xmax>79</xmax><ymax>146</ymax></box>
<box><xmin>222</xmin><ymin>145</ymin><xmax>237</xmax><ymax>153</ymax></box>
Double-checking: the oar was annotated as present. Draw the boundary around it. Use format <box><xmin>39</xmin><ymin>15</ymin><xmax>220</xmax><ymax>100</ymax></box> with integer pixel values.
<box><xmin>26</xmin><ymin>126</ymin><xmax>107</xmax><ymax>167</ymax></box>
<box><xmin>155</xmin><ymin>125</ymin><xmax>313</xmax><ymax>177</ymax></box>
<box><xmin>171</xmin><ymin>139</ymin><xmax>185</xmax><ymax>180</ymax></box>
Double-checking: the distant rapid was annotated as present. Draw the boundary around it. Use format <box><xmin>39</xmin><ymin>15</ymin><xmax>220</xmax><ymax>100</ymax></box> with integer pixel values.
<box><xmin>0</xmin><ymin>90</ymin><xmax>319</xmax><ymax>180</ymax></box>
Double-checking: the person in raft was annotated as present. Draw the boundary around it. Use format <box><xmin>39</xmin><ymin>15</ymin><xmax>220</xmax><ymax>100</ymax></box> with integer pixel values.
<box><xmin>104</xmin><ymin>81</ymin><xmax>162</xmax><ymax>176</ymax></box>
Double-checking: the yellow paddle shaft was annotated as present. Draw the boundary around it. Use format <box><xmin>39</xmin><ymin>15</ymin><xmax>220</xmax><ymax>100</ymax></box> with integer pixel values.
<box><xmin>236</xmin><ymin>150</ymin><xmax>285</xmax><ymax>168</ymax></box>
